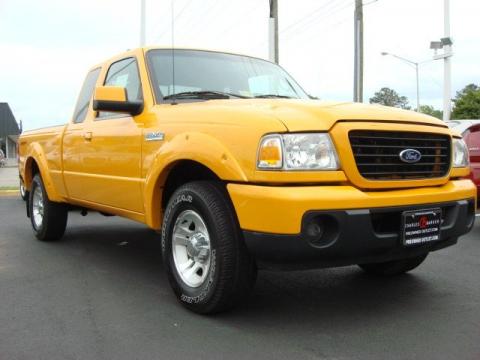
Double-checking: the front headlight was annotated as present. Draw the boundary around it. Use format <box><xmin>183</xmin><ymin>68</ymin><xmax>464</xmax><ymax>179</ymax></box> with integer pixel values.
<box><xmin>257</xmin><ymin>133</ymin><xmax>340</xmax><ymax>170</ymax></box>
<box><xmin>453</xmin><ymin>138</ymin><xmax>469</xmax><ymax>167</ymax></box>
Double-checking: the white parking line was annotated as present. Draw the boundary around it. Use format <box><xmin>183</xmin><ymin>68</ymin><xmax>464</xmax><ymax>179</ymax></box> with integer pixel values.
<box><xmin>476</xmin><ymin>213</ymin><xmax>480</xmax><ymax>217</ymax></box>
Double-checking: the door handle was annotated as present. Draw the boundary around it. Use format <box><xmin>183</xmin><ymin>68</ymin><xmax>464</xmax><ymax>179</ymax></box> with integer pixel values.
<box><xmin>83</xmin><ymin>132</ymin><xmax>92</xmax><ymax>141</ymax></box>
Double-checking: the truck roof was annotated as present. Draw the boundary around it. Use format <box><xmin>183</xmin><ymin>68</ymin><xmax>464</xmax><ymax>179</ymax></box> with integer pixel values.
<box><xmin>90</xmin><ymin>47</ymin><xmax>270</xmax><ymax>71</ymax></box>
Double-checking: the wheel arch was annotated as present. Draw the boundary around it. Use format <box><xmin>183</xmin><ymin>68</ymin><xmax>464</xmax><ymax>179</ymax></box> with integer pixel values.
<box><xmin>145</xmin><ymin>159</ymin><xmax>230</xmax><ymax>229</ymax></box>
<box><xmin>23</xmin><ymin>143</ymin><xmax>62</xmax><ymax>202</ymax></box>
<box><xmin>143</xmin><ymin>132</ymin><xmax>248</xmax><ymax>229</ymax></box>
<box><xmin>24</xmin><ymin>156</ymin><xmax>40</xmax><ymax>190</ymax></box>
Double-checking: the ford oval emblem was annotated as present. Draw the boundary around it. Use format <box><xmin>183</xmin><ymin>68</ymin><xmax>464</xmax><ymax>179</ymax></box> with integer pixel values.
<box><xmin>399</xmin><ymin>149</ymin><xmax>422</xmax><ymax>163</ymax></box>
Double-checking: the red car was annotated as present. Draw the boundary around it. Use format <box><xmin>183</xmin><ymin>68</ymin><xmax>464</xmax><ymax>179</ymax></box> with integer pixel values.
<box><xmin>447</xmin><ymin>120</ymin><xmax>480</xmax><ymax>202</ymax></box>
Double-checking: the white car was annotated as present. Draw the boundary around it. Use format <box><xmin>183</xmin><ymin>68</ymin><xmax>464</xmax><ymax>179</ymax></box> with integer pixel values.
<box><xmin>446</xmin><ymin>119</ymin><xmax>480</xmax><ymax>134</ymax></box>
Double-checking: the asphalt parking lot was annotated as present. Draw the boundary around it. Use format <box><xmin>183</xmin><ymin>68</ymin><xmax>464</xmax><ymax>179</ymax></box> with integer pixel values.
<box><xmin>0</xmin><ymin>196</ymin><xmax>479</xmax><ymax>360</ymax></box>
<box><xmin>0</xmin><ymin>166</ymin><xmax>18</xmax><ymax>188</ymax></box>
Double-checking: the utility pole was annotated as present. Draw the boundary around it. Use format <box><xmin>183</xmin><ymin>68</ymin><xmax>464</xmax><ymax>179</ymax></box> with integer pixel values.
<box><xmin>140</xmin><ymin>0</ymin><xmax>146</xmax><ymax>46</ymax></box>
<box><xmin>443</xmin><ymin>0</ymin><xmax>451</xmax><ymax>121</ymax></box>
<box><xmin>269</xmin><ymin>0</ymin><xmax>279</xmax><ymax>63</ymax></box>
<box><xmin>353</xmin><ymin>0</ymin><xmax>364</xmax><ymax>102</ymax></box>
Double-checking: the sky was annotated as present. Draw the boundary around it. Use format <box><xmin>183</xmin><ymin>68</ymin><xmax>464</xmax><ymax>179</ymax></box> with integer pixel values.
<box><xmin>0</xmin><ymin>0</ymin><xmax>479</xmax><ymax>130</ymax></box>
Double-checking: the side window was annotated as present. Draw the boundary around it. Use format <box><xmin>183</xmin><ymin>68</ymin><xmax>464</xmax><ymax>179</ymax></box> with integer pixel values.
<box><xmin>105</xmin><ymin>58</ymin><xmax>142</xmax><ymax>100</ymax></box>
<box><xmin>72</xmin><ymin>68</ymin><xmax>101</xmax><ymax>123</ymax></box>
<box><xmin>98</xmin><ymin>57</ymin><xmax>142</xmax><ymax>119</ymax></box>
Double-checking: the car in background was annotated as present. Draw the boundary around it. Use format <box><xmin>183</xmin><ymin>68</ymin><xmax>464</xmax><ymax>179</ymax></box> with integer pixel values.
<box><xmin>447</xmin><ymin>120</ymin><xmax>480</xmax><ymax>203</ymax></box>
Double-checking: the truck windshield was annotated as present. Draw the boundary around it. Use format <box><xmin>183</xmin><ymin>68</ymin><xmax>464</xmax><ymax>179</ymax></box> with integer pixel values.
<box><xmin>147</xmin><ymin>49</ymin><xmax>309</xmax><ymax>102</ymax></box>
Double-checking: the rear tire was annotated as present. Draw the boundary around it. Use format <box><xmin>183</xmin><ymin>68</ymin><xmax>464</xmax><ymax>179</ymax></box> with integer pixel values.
<box><xmin>20</xmin><ymin>179</ymin><xmax>28</xmax><ymax>201</ymax></box>
<box><xmin>29</xmin><ymin>174</ymin><xmax>68</xmax><ymax>241</ymax></box>
<box><xmin>162</xmin><ymin>181</ymin><xmax>256</xmax><ymax>314</ymax></box>
<box><xmin>358</xmin><ymin>254</ymin><xmax>428</xmax><ymax>276</ymax></box>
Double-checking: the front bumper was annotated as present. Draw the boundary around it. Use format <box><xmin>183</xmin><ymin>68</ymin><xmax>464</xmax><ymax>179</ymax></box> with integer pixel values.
<box><xmin>243</xmin><ymin>199</ymin><xmax>475</xmax><ymax>269</ymax></box>
<box><xmin>227</xmin><ymin>180</ymin><xmax>477</xmax><ymax>269</ymax></box>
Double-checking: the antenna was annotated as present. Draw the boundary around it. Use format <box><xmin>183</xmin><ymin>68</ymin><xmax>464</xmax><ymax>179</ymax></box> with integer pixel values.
<box><xmin>171</xmin><ymin>0</ymin><xmax>177</xmax><ymax>105</ymax></box>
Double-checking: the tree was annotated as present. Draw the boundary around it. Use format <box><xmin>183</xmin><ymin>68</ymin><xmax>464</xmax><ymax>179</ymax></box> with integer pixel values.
<box><xmin>451</xmin><ymin>84</ymin><xmax>480</xmax><ymax>119</ymax></box>
<box><xmin>369</xmin><ymin>87</ymin><xmax>410</xmax><ymax>109</ymax></box>
<box><xmin>418</xmin><ymin>105</ymin><xmax>443</xmax><ymax>119</ymax></box>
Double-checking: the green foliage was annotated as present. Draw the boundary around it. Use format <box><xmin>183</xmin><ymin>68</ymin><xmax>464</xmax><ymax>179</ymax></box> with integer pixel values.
<box><xmin>418</xmin><ymin>105</ymin><xmax>443</xmax><ymax>119</ymax></box>
<box><xmin>369</xmin><ymin>87</ymin><xmax>410</xmax><ymax>109</ymax></box>
<box><xmin>451</xmin><ymin>84</ymin><xmax>480</xmax><ymax>119</ymax></box>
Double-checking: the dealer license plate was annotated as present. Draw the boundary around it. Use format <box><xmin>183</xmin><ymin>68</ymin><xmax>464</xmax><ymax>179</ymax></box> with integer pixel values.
<box><xmin>402</xmin><ymin>208</ymin><xmax>442</xmax><ymax>246</ymax></box>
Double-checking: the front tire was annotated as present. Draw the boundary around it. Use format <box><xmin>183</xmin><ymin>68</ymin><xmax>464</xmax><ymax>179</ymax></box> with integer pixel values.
<box><xmin>29</xmin><ymin>174</ymin><xmax>68</xmax><ymax>241</ymax></box>
<box><xmin>358</xmin><ymin>253</ymin><xmax>428</xmax><ymax>276</ymax></box>
<box><xmin>162</xmin><ymin>181</ymin><xmax>256</xmax><ymax>314</ymax></box>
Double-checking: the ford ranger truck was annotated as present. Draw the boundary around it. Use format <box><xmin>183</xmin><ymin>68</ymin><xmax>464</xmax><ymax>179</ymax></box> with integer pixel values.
<box><xmin>18</xmin><ymin>48</ymin><xmax>476</xmax><ymax>314</ymax></box>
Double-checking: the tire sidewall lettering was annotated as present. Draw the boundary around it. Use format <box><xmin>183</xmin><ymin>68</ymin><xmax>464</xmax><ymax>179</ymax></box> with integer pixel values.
<box><xmin>162</xmin><ymin>189</ymin><xmax>218</xmax><ymax>305</ymax></box>
<box><xmin>180</xmin><ymin>249</ymin><xmax>216</xmax><ymax>304</ymax></box>
<box><xmin>161</xmin><ymin>194</ymin><xmax>192</xmax><ymax>253</ymax></box>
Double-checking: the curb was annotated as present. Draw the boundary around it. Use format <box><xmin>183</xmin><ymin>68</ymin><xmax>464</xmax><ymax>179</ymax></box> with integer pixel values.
<box><xmin>0</xmin><ymin>190</ymin><xmax>20</xmax><ymax>197</ymax></box>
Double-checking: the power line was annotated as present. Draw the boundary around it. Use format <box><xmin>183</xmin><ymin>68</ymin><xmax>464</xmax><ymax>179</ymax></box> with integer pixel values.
<box><xmin>153</xmin><ymin>0</ymin><xmax>219</xmax><ymax>44</ymax></box>
<box><xmin>219</xmin><ymin>2</ymin><xmax>266</xmax><ymax>37</ymax></box>
<box><xmin>253</xmin><ymin>11</ymin><xmax>351</xmax><ymax>50</ymax></box>
<box><xmin>175</xmin><ymin>0</ymin><xmax>194</xmax><ymax>21</ymax></box>
<box><xmin>279</xmin><ymin>0</ymin><xmax>338</xmax><ymax>34</ymax></box>
<box><xmin>281</xmin><ymin>14</ymin><xmax>351</xmax><ymax>44</ymax></box>
<box><xmin>281</xmin><ymin>0</ymin><xmax>353</xmax><ymax>39</ymax></box>
<box><xmin>252</xmin><ymin>0</ymin><xmax>351</xmax><ymax>47</ymax></box>
<box><xmin>175</xmin><ymin>0</ymin><xmax>224</xmax><ymax>42</ymax></box>
<box><xmin>280</xmin><ymin>0</ymin><xmax>351</xmax><ymax>36</ymax></box>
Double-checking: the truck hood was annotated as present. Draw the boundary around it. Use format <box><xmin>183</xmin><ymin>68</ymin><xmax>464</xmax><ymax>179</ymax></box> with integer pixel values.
<box><xmin>210</xmin><ymin>99</ymin><xmax>448</xmax><ymax>132</ymax></box>
<box><xmin>238</xmin><ymin>99</ymin><xmax>447</xmax><ymax>132</ymax></box>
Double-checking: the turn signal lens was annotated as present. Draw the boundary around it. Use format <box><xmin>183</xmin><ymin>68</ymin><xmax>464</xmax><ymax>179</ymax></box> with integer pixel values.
<box><xmin>257</xmin><ymin>136</ymin><xmax>283</xmax><ymax>169</ymax></box>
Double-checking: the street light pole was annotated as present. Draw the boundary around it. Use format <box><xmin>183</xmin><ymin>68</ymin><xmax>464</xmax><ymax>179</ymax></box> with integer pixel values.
<box><xmin>415</xmin><ymin>64</ymin><xmax>420</xmax><ymax>112</ymax></box>
<box><xmin>381</xmin><ymin>52</ymin><xmax>420</xmax><ymax>111</ymax></box>
<box><xmin>443</xmin><ymin>0</ymin><xmax>452</xmax><ymax>121</ymax></box>
<box><xmin>353</xmin><ymin>0</ymin><xmax>364</xmax><ymax>102</ymax></box>
<box><xmin>140</xmin><ymin>0</ymin><xmax>146</xmax><ymax>46</ymax></box>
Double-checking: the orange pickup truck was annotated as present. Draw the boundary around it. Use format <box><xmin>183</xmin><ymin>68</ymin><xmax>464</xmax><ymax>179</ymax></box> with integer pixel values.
<box><xmin>19</xmin><ymin>47</ymin><xmax>476</xmax><ymax>313</ymax></box>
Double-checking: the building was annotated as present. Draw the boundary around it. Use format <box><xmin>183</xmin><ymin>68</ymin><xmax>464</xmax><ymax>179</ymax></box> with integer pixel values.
<box><xmin>0</xmin><ymin>103</ymin><xmax>21</xmax><ymax>161</ymax></box>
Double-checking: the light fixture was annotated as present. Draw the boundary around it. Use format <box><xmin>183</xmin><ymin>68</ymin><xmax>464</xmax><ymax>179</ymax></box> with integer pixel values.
<box><xmin>430</xmin><ymin>41</ymin><xmax>443</xmax><ymax>50</ymax></box>
<box><xmin>441</xmin><ymin>37</ymin><xmax>453</xmax><ymax>46</ymax></box>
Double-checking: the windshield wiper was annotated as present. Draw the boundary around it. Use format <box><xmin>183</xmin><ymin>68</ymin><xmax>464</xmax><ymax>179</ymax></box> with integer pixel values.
<box><xmin>253</xmin><ymin>94</ymin><xmax>294</xmax><ymax>99</ymax></box>
<box><xmin>163</xmin><ymin>91</ymin><xmax>249</xmax><ymax>100</ymax></box>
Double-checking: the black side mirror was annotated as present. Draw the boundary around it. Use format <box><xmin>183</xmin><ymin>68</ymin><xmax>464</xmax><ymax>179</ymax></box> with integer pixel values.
<box><xmin>92</xmin><ymin>86</ymin><xmax>143</xmax><ymax>116</ymax></box>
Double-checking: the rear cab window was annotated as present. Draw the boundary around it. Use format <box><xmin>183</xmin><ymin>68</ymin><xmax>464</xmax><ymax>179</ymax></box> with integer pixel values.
<box><xmin>72</xmin><ymin>68</ymin><xmax>101</xmax><ymax>123</ymax></box>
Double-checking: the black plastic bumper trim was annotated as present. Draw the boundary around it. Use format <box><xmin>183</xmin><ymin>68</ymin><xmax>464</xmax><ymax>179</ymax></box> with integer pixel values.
<box><xmin>243</xmin><ymin>199</ymin><xmax>475</xmax><ymax>270</ymax></box>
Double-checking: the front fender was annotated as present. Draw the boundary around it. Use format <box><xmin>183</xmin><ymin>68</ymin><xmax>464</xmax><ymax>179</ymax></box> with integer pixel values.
<box><xmin>143</xmin><ymin>132</ymin><xmax>248</xmax><ymax>229</ymax></box>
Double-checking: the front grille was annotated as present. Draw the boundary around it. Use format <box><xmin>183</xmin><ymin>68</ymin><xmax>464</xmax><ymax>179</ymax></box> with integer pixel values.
<box><xmin>349</xmin><ymin>130</ymin><xmax>451</xmax><ymax>180</ymax></box>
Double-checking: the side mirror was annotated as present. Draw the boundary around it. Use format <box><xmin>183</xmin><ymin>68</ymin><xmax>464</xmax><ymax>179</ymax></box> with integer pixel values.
<box><xmin>92</xmin><ymin>86</ymin><xmax>143</xmax><ymax>116</ymax></box>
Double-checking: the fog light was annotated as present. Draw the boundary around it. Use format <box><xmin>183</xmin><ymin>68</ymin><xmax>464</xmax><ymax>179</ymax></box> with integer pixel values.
<box><xmin>304</xmin><ymin>215</ymin><xmax>339</xmax><ymax>248</ymax></box>
<box><xmin>306</xmin><ymin>220</ymin><xmax>324</xmax><ymax>239</ymax></box>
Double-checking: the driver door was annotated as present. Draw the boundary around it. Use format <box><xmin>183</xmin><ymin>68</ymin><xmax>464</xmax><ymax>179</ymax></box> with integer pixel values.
<box><xmin>64</xmin><ymin>57</ymin><xmax>144</xmax><ymax>213</ymax></box>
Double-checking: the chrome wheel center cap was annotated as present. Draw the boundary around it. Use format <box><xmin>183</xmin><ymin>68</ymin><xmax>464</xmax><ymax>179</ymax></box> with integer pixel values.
<box><xmin>187</xmin><ymin>233</ymin><xmax>209</xmax><ymax>262</ymax></box>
